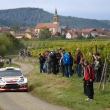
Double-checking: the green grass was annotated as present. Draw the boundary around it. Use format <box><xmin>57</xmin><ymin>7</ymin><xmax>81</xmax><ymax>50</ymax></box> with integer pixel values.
<box><xmin>4</xmin><ymin>62</ymin><xmax>19</xmax><ymax>68</ymax></box>
<box><xmin>4</xmin><ymin>55</ymin><xmax>19</xmax><ymax>67</ymax></box>
<box><xmin>0</xmin><ymin>108</ymin><xmax>3</xmax><ymax>110</ymax></box>
<box><xmin>25</xmin><ymin>63</ymin><xmax>110</xmax><ymax>110</ymax></box>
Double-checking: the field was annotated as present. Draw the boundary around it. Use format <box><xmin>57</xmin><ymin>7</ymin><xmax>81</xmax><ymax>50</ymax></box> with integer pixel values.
<box><xmin>24</xmin><ymin>39</ymin><xmax>110</xmax><ymax>62</ymax></box>
<box><xmin>23</xmin><ymin>39</ymin><xmax>110</xmax><ymax>110</ymax></box>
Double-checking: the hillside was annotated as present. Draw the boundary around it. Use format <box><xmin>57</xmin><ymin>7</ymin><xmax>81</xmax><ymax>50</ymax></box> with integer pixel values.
<box><xmin>0</xmin><ymin>7</ymin><xmax>110</xmax><ymax>28</ymax></box>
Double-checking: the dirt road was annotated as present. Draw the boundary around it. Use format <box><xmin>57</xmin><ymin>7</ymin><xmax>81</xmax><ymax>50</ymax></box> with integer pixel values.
<box><xmin>0</xmin><ymin>60</ymin><xmax>69</xmax><ymax>110</ymax></box>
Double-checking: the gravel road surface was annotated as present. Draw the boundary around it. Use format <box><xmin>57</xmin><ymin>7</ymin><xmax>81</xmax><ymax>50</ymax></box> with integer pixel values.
<box><xmin>0</xmin><ymin>60</ymin><xmax>69</xmax><ymax>110</ymax></box>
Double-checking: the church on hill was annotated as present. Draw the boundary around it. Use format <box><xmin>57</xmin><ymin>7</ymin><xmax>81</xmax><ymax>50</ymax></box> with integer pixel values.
<box><xmin>35</xmin><ymin>9</ymin><xmax>61</xmax><ymax>37</ymax></box>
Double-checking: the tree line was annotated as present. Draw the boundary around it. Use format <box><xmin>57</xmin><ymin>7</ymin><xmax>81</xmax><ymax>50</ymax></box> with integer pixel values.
<box><xmin>0</xmin><ymin>32</ymin><xmax>24</xmax><ymax>56</ymax></box>
<box><xmin>0</xmin><ymin>8</ymin><xmax>110</xmax><ymax>28</ymax></box>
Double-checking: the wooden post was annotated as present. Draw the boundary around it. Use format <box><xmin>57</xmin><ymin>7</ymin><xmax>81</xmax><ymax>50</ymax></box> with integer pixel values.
<box><xmin>103</xmin><ymin>58</ymin><xmax>108</xmax><ymax>90</ymax></box>
<box><xmin>98</xmin><ymin>58</ymin><xmax>106</xmax><ymax>90</ymax></box>
<box><xmin>98</xmin><ymin>54</ymin><xmax>109</xmax><ymax>90</ymax></box>
<box><xmin>107</xmin><ymin>54</ymin><xmax>109</xmax><ymax>59</ymax></box>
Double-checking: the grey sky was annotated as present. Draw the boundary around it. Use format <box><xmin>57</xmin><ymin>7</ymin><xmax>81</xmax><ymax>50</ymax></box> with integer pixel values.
<box><xmin>0</xmin><ymin>0</ymin><xmax>110</xmax><ymax>20</ymax></box>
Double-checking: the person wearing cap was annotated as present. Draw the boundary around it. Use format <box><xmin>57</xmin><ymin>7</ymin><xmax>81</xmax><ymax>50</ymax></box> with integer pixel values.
<box><xmin>74</xmin><ymin>48</ymin><xmax>83</xmax><ymax>77</ymax></box>
<box><xmin>61</xmin><ymin>50</ymin><xmax>70</xmax><ymax>78</ymax></box>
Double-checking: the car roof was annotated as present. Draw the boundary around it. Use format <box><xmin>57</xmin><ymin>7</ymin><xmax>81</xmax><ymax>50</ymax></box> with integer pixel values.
<box><xmin>0</xmin><ymin>67</ymin><xmax>21</xmax><ymax>71</ymax></box>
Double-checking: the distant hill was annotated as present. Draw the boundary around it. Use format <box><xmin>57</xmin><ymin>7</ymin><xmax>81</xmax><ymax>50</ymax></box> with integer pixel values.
<box><xmin>0</xmin><ymin>7</ymin><xmax>110</xmax><ymax>29</ymax></box>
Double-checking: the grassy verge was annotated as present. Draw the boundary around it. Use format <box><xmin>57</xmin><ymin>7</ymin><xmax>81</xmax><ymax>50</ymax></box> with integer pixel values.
<box><xmin>0</xmin><ymin>108</ymin><xmax>3</xmax><ymax>110</ymax></box>
<box><xmin>25</xmin><ymin>63</ymin><xmax>110</xmax><ymax>110</ymax></box>
<box><xmin>3</xmin><ymin>57</ymin><xmax>19</xmax><ymax>68</ymax></box>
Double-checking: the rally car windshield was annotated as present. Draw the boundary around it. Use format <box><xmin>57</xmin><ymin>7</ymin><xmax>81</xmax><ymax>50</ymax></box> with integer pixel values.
<box><xmin>0</xmin><ymin>70</ymin><xmax>22</xmax><ymax>77</ymax></box>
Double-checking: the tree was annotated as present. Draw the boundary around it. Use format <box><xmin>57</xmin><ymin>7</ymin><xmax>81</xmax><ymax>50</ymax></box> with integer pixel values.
<box><xmin>60</xmin><ymin>35</ymin><xmax>66</xmax><ymax>39</ymax></box>
<box><xmin>77</xmin><ymin>34</ymin><xmax>84</xmax><ymax>39</ymax></box>
<box><xmin>10</xmin><ymin>25</ymin><xmax>20</xmax><ymax>30</ymax></box>
<box><xmin>39</xmin><ymin>27</ymin><xmax>51</xmax><ymax>39</ymax></box>
<box><xmin>0</xmin><ymin>32</ymin><xmax>24</xmax><ymax>56</ymax></box>
<box><xmin>0</xmin><ymin>36</ymin><xmax>13</xmax><ymax>56</ymax></box>
<box><xmin>87</xmin><ymin>34</ymin><xmax>94</xmax><ymax>39</ymax></box>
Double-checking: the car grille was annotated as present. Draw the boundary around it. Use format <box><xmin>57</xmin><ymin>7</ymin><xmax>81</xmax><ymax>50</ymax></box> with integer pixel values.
<box><xmin>4</xmin><ymin>84</ymin><xmax>20</xmax><ymax>88</ymax></box>
<box><xmin>6</xmin><ymin>81</ymin><xmax>17</xmax><ymax>83</ymax></box>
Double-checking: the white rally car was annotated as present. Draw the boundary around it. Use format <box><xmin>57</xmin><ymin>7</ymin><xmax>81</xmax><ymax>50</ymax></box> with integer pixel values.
<box><xmin>0</xmin><ymin>67</ymin><xmax>28</xmax><ymax>91</ymax></box>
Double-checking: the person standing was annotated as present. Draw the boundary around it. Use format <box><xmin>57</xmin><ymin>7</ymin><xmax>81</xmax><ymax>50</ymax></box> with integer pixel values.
<box><xmin>61</xmin><ymin>50</ymin><xmax>69</xmax><ymax>78</ymax></box>
<box><xmin>80</xmin><ymin>58</ymin><xmax>87</xmax><ymax>96</ymax></box>
<box><xmin>94</xmin><ymin>53</ymin><xmax>102</xmax><ymax>82</ymax></box>
<box><xmin>56</xmin><ymin>49</ymin><xmax>61</xmax><ymax>73</ymax></box>
<box><xmin>39</xmin><ymin>53</ymin><xmax>45</xmax><ymax>73</ymax></box>
<box><xmin>45</xmin><ymin>51</ymin><xmax>52</xmax><ymax>74</ymax></box>
<box><xmin>60</xmin><ymin>52</ymin><xmax>65</xmax><ymax>76</ymax></box>
<box><xmin>89</xmin><ymin>52</ymin><xmax>98</xmax><ymax>82</ymax></box>
<box><xmin>68</xmin><ymin>52</ymin><xmax>73</xmax><ymax>76</ymax></box>
<box><xmin>88</xmin><ymin>52</ymin><xmax>96</xmax><ymax>67</ymax></box>
<box><xmin>9</xmin><ymin>57</ymin><xmax>12</xmax><ymax>66</ymax></box>
<box><xmin>83</xmin><ymin>60</ymin><xmax>94</xmax><ymax>100</ymax></box>
<box><xmin>74</xmin><ymin>48</ymin><xmax>83</xmax><ymax>77</ymax></box>
<box><xmin>50</xmin><ymin>50</ymin><xmax>57</xmax><ymax>74</ymax></box>
<box><xmin>0</xmin><ymin>56</ymin><xmax>4</xmax><ymax>68</ymax></box>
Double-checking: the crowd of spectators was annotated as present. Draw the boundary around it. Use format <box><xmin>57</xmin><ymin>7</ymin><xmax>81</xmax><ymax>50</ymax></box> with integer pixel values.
<box><xmin>38</xmin><ymin>48</ymin><xmax>83</xmax><ymax>78</ymax></box>
<box><xmin>38</xmin><ymin>48</ymin><xmax>103</xmax><ymax>101</ymax></box>
<box><xmin>19</xmin><ymin>49</ymin><xmax>31</xmax><ymax>57</ymax></box>
<box><xmin>38</xmin><ymin>48</ymin><xmax>102</xmax><ymax>79</ymax></box>
<box><xmin>39</xmin><ymin>48</ymin><xmax>74</xmax><ymax>78</ymax></box>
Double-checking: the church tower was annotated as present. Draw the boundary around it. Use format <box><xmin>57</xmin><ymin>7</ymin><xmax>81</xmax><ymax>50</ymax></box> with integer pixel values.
<box><xmin>53</xmin><ymin>8</ymin><xmax>59</xmax><ymax>24</ymax></box>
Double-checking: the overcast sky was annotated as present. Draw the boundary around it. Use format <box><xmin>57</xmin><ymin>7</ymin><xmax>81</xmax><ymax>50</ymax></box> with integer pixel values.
<box><xmin>0</xmin><ymin>0</ymin><xmax>110</xmax><ymax>20</ymax></box>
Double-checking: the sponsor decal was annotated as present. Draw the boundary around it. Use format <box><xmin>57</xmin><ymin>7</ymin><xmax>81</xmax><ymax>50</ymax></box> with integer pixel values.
<box><xmin>3</xmin><ymin>76</ymin><xmax>20</xmax><ymax>83</ymax></box>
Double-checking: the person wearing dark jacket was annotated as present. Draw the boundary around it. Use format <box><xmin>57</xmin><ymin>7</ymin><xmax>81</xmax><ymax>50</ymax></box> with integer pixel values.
<box><xmin>68</xmin><ymin>52</ymin><xmax>73</xmax><ymax>76</ymax></box>
<box><xmin>56</xmin><ymin>50</ymin><xmax>61</xmax><ymax>73</ymax></box>
<box><xmin>9</xmin><ymin>57</ymin><xmax>12</xmax><ymax>66</ymax></box>
<box><xmin>50</xmin><ymin>50</ymin><xmax>57</xmax><ymax>74</ymax></box>
<box><xmin>39</xmin><ymin>53</ymin><xmax>45</xmax><ymax>73</ymax></box>
<box><xmin>45</xmin><ymin>51</ymin><xmax>52</xmax><ymax>74</ymax></box>
<box><xmin>74</xmin><ymin>48</ymin><xmax>83</xmax><ymax>77</ymax></box>
<box><xmin>94</xmin><ymin>53</ymin><xmax>102</xmax><ymax>82</ymax></box>
<box><xmin>0</xmin><ymin>56</ymin><xmax>4</xmax><ymax>68</ymax></box>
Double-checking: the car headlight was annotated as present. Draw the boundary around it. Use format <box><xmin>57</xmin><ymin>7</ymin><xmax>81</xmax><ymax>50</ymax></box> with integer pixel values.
<box><xmin>0</xmin><ymin>79</ymin><xmax>5</xmax><ymax>83</ymax></box>
<box><xmin>19</xmin><ymin>77</ymin><xmax>24</xmax><ymax>82</ymax></box>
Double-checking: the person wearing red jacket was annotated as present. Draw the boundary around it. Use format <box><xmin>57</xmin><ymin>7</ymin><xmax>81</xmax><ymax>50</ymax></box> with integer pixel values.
<box><xmin>83</xmin><ymin>60</ymin><xmax>94</xmax><ymax>101</ymax></box>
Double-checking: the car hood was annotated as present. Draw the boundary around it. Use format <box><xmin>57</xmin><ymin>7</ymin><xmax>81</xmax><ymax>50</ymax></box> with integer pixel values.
<box><xmin>2</xmin><ymin>76</ymin><xmax>20</xmax><ymax>83</ymax></box>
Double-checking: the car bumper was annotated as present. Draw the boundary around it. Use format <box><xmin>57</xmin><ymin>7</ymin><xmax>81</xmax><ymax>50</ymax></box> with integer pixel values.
<box><xmin>0</xmin><ymin>83</ymin><xmax>28</xmax><ymax>91</ymax></box>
